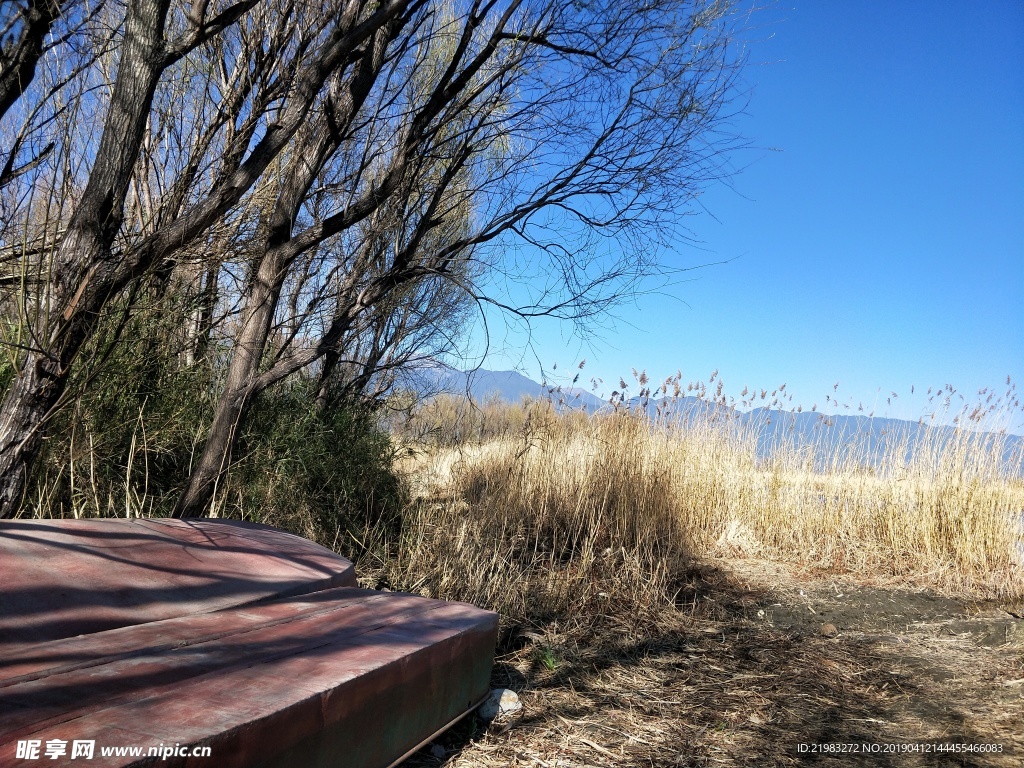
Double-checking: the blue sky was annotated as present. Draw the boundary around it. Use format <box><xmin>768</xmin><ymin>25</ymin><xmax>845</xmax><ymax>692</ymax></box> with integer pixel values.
<box><xmin>468</xmin><ymin>1</ymin><xmax>1024</xmax><ymax>431</ymax></box>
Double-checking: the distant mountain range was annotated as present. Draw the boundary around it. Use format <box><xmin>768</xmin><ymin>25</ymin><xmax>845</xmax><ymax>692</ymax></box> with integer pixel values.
<box><xmin>403</xmin><ymin>364</ymin><xmax>1024</xmax><ymax>472</ymax></box>
<box><xmin>406</xmin><ymin>364</ymin><xmax>604</xmax><ymax>408</ymax></box>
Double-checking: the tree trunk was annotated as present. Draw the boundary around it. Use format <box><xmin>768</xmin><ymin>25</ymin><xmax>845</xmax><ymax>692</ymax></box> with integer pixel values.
<box><xmin>0</xmin><ymin>0</ymin><xmax>64</xmax><ymax>123</ymax></box>
<box><xmin>0</xmin><ymin>0</ymin><xmax>172</xmax><ymax>518</ymax></box>
<box><xmin>172</xmin><ymin>17</ymin><xmax>405</xmax><ymax>517</ymax></box>
<box><xmin>314</xmin><ymin>348</ymin><xmax>342</xmax><ymax>414</ymax></box>
<box><xmin>0</xmin><ymin>355</ymin><xmax>62</xmax><ymax>514</ymax></box>
<box><xmin>171</xmin><ymin>253</ymin><xmax>283</xmax><ymax>517</ymax></box>
<box><xmin>191</xmin><ymin>259</ymin><xmax>221</xmax><ymax>365</ymax></box>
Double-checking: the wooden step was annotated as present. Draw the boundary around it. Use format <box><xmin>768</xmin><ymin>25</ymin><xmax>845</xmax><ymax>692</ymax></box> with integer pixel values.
<box><xmin>0</xmin><ymin>518</ymin><xmax>358</xmax><ymax>650</ymax></box>
<box><xmin>0</xmin><ymin>519</ymin><xmax>498</xmax><ymax>768</ymax></box>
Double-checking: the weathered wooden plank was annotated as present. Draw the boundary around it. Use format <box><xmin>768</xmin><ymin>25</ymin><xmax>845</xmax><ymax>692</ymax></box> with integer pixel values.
<box><xmin>0</xmin><ymin>518</ymin><xmax>357</xmax><ymax>649</ymax></box>
<box><xmin>1</xmin><ymin>588</ymin><xmax>496</xmax><ymax>767</ymax></box>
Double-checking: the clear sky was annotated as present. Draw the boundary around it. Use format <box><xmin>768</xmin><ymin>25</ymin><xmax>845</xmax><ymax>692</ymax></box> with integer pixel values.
<box><xmin>466</xmin><ymin>1</ymin><xmax>1024</xmax><ymax>431</ymax></box>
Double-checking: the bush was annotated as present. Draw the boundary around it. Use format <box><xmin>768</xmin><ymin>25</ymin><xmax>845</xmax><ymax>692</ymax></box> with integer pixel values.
<box><xmin>21</xmin><ymin>289</ymin><xmax>405</xmax><ymax>560</ymax></box>
<box><xmin>27</xmin><ymin>293</ymin><xmax>217</xmax><ymax>518</ymax></box>
<box><xmin>227</xmin><ymin>385</ymin><xmax>405</xmax><ymax>554</ymax></box>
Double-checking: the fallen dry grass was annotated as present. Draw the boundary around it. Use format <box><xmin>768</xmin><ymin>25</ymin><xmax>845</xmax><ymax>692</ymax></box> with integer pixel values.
<box><xmin>401</xmin><ymin>561</ymin><xmax>1024</xmax><ymax>768</ymax></box>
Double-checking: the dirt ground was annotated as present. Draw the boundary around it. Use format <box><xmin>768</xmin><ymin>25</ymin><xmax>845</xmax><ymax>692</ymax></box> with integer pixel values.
<box><xmin>406</xmin><ymin>557</ymin><xmax>1024</xmax><ymax>767</ymax></box>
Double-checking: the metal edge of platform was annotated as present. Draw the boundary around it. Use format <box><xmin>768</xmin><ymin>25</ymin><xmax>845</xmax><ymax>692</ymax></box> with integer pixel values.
<box><xmin>382</xmin><ymin>690</ymin><xmax>492</xmax><ymax>768</ymax></box>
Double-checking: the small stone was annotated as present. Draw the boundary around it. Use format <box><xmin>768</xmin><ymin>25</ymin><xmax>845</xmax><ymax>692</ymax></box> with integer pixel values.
<box><xmin>478</xmin><ymin>688</ymin><xmax>522</xmax><ymax>720</ymax></box>
<box><xmin>820</xmin><ymin>623</ymin><xmax>839</xmax><ymax>637</ymax></box>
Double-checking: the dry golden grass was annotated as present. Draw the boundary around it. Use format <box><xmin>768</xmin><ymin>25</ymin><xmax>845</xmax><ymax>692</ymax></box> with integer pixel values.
<box><xmin>367</xmin><ymin>387</ymin><xmax>1024</xmax><ymax>765</ymax></box>
<box><xmin>378</xmin><ymin>394</ymin><xmax>1024</xmax><ymax>616</ymax></box>
<box><xmin>377</xmin><ymin>406</ymin><xmax>699</xmax><ymax>630</ymax></box>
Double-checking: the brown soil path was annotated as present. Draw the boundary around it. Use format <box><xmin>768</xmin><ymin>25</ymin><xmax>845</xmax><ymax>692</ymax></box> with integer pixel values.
<box><xmin>406</xmin><ymin>556</ymin><xmax>1024</xmax><ymax>767</ymax></box>
<box><xmin>709</xmin><ymin>557</ymin><xmax>1024</xmax><ymax>765</ymax></box>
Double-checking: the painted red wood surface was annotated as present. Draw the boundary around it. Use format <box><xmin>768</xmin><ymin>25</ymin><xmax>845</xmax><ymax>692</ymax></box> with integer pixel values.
<box><xmin>0</xmin><ymin>519</ymin><xmax>498</xmax><ymax>768</ymax></box>
<box><xmin>0</xmin><ymin>518</ymin><xmax>358</xmax><ymax>651</ymax></box>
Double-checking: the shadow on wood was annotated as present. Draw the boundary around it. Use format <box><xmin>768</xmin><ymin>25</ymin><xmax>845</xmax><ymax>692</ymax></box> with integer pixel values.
<box><xmin>0</xmin><ymin>519</ymin><xmax>498</xmax><ymax>768</ymax></box>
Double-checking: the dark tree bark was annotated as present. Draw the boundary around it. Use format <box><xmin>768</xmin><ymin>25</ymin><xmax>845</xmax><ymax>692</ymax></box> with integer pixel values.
<box><xmin>0</xmin><ymin>0</ymin><xmax>418</xmax><ymax>517</ymax></box>
<box><xmin>0</xmin><ymin>0</ymin><xmax>65</xmax><ymax>122</ymax></box>
<box><xmin>0</xmin><ymin>0</ymin><xmax>80</xmax><ymax>188</ymax></box>
<box><xmin>0</xmin><ymin>0</ymin><xmax>174</xmax><ymax>517</ymax></box>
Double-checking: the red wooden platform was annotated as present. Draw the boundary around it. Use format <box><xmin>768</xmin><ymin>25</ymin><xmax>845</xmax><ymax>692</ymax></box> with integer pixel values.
<box><xmin>0</xmin><ymin>519</ymin><xmax>498</xmax><ymax>767</ymax></box>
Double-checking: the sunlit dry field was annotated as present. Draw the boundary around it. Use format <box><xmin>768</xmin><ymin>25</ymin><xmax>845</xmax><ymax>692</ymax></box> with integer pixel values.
<box><xmin>365</xmin><ymin>391</ymin><xmax>1024</xmax><ymax>767</ymax></box>
<box><xmin>379</xmin><ymin>393</ymin><xmax>1024</xmax><ymax>613</ymax></box>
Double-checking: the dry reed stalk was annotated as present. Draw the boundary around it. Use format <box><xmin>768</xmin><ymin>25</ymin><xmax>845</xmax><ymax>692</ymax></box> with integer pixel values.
<box><xmin>385</xmin><ymin>396</ymin><xmax>1023</xmax><ymax>606</ymax></box>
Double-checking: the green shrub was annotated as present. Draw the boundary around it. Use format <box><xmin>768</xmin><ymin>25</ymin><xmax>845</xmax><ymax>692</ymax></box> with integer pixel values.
<box><xmin>20</xmin><ymin>288</ymin><xmax>404</xmax><ymax>560</ymax></box>
<box><xmin>224</xmin><ymin>383</ymin><xmax>406</xmax><ymax>555</ymax></box>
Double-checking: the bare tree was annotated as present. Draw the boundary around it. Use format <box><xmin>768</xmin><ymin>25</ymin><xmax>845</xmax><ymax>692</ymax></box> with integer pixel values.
<box><xmin>313</xmin><ymin>256</ymin><xmax>478</xmax><ymax>408</ymax></box>
<box><xmin>0</xmin><ymin>0</ymin><xmax>745</xmax><ymax>519</ymax></box>
<box><xmin>169</xmin><ymin>0</ymin><xmax>745</xmax><ymax>516</ymax></box>
<box><xmin>0</xmin><ymin>0</ymin><xmax>93</xmax><ymax>188</ymax></box>
<box><xmin>0</xmin><ymin>0</ymin><xmax>424</xmax><ymax>516</ymax></box>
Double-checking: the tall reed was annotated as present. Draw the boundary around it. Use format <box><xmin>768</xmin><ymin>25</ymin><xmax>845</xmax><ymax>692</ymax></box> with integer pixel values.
<box><xmin>381</xmin><ymin>391</ymin><xmax>1024</xmax><ymax>618</ymax></box>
